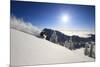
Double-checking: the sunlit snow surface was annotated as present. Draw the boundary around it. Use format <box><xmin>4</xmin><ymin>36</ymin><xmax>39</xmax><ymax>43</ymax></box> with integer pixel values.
<box><xmin>10</xmin><ymin>29</ymin><xmax>94</xmax><ymax>66</ymax></box>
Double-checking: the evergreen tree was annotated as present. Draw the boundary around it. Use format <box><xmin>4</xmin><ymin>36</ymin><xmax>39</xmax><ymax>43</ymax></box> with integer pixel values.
<box><xmin>50</xmin><ymin>31</ymin><xmax>58</xmax><ymax>44</ymax></box>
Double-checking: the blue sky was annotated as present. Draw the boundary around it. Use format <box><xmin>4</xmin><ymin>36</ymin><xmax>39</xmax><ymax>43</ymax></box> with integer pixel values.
<box><xmin>11</xmin><ymin>1</ymin><xmax>95</xmax><ymax>31</ymax></box>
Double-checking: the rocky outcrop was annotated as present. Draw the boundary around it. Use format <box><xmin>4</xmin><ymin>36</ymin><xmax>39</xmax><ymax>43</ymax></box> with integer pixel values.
<box><xmin>40</xmin><ymin>28</ymin><xmax>95</xmax><ymax>51</ymax></box>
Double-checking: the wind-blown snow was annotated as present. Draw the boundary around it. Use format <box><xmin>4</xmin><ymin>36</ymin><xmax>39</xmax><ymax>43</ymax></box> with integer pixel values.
<box><xmin>10</xmin><ymin>16</ymin><xmax>41</xmax><ymax>37</ymax></box>
<box><xmin>11</xmin><ymin>29</ymin><xmax>94</xmax><ymax>66</ymax></box>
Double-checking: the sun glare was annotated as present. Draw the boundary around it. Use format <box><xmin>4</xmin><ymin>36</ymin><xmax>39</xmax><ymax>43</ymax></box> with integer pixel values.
<box><xmin>61</xmin><ymin>15</ymin><xmax>69</xmax><ymax>23</ymax></box>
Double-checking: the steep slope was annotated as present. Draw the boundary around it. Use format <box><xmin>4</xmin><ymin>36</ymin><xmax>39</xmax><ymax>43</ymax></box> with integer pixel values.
<box><xmin>10</xmin><ymin>29</ymin><xmax>94</xmax><ymax>66</ymax></box>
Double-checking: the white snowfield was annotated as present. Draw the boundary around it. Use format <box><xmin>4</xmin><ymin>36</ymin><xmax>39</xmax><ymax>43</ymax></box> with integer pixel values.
<box><xmin>10</xmin><ymin>28</ymin><xmax>94</xmax><ymax>66</ymax></box>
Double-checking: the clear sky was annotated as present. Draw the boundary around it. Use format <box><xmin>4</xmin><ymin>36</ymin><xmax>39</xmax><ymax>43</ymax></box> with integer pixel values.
<box><xmin>11</xmin><ymin>1</ymin><xmax>95</xmax><ymax>31</ymax></box>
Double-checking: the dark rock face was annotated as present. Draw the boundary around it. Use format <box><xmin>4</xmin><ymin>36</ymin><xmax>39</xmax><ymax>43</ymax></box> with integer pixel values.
<box><xmin>40</xmin><ymin>28</ymin><xmax>70</xmax><ymax>46</ymax></box>
<box><xmin>55</xmin><ymin>30</ymin><xmax>70</xmax><ymax>46</ymax></box>
<box><xmin>40</xmin><ymin>28</ymin><xmax>54</xmax><ymax>40</ymax></box>
<box><xmin>40</xmin><ymin>28</ymin><xmax>95</xmax><ymax>50</ymax></box>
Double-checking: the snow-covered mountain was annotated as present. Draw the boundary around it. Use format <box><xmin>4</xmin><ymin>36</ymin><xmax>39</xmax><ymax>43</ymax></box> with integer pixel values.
<box><xmin>10</xmin><ymin>16</ymin><xmax>95</xmax><ymax>65</ymax></box>
<box><xmin>11</xmin><ymin>28</ymin><xmax>94</xmax><ymax>66</ymax></box>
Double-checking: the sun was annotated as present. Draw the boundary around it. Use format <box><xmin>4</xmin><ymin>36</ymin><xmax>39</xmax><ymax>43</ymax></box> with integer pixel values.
<box><xmin>61</xmin><ymin>15</ymin><xmax>69</xmax><ymax>23</ymax></box>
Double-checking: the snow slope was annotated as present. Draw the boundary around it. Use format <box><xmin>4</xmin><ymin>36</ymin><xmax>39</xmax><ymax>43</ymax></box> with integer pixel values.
<box><xmin>10</xmin><ymin>28</ymin><xmax>94</xmax><ymax>66</ymax></box>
